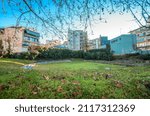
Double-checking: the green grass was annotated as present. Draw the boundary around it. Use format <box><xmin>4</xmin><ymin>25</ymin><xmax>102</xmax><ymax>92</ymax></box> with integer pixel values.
<box><xmin>0</xmin><ymin>58</ymin><xmax>150</xmax><ymax>99</ymax></box>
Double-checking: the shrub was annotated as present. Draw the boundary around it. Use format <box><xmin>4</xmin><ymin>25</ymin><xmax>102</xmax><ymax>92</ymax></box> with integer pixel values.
<box><xmin>84</xmin><ymin>48</ymin><xmax>113</xmax><ymax>61</ymax></box>
<box><xmin>6</xmin><ymin>51</ymin><xmax>39</xmax><ymax>60</ymax></box>
<box><xmin>38</xmin><ymin>49</ymin><xmax>72</xmax><ymax>60</ymax></box>
<box><xmin>6</xmin><ymin>47</ymin><xmax>114</xmax><ymax>61</ymax></box>
<box><xmin>138</xmin><ymin>54</ymin><xmax>150</xmax><ymax>60</ymax></box>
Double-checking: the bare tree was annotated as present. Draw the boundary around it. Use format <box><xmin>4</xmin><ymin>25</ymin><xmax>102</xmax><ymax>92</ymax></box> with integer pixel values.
<box><xmin>0</xmin><ymin>38</ymin><xmax>3</xmax><ymax>56</ymax></box>
<box><xmin>1</xmin><ymin>0</ymin><xmax>150</xmax><ymax>39</ymax></box>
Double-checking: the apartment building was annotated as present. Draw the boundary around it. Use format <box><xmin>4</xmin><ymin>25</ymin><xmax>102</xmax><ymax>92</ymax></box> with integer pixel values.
<box><xmin>130</xmin><ymin>18</ymin><xmax>150</xmax><ymax>53</ymax></box>
<box><xmin>68</xmin><ymin>30</ymin><xmax>88</xmax><ymax>51</ymax></box>
<box><xmin>88</xmin><ymin>36</ymin><xmax>109</xmax><ymax>50</ymax></box>
<box><xmin>0</xmin><ymin>26</ymin><xmax>40</xmax><ymax>55</ymax></box>
<box><xmin>88</xmin><ymin>38</ymin><xmax>101</xmax><ymax>49</ymax></box>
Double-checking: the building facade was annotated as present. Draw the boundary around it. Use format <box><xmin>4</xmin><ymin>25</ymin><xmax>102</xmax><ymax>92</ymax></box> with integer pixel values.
<box><xmin>130</xmin><ymin>18</ymin><xmax>150</xmax><ymax>53</ymax></box>
<box><xmin>0</xmin><ymin>26</ymin><xmax>40</xmax><ymax>55</ymax></box>
<box><xmin>99</xmin><ymin>36</ymin><xmax>109</xmax><ymax>49</ymax></box>
<box><xmin>100</xmin><ymin>36</ymin><xmax>109</xmax><ymax>46</ymax></box>
<box><xmin>110</xmin><ymin>34</ymin><xmax>137</xmax><ymax>55</ymax></box>
<box><xmin>88</xmin><ymin>38</ymin><xmax>101</xmax><ymax>49</ymax></box>
<box><xmin>68</xmin><ymin>30</ymin><xmax>88</xmax><ymax>51</ymax></box>
<box><xmin>88</xmin><ymin>36</ymin><xmax>109</xmax><ymax>50</ymax></box>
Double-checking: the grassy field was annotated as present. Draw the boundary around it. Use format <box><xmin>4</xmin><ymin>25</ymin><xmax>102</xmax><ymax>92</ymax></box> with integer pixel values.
<box><xmin>0</xmin><ymin>58</ymin><xmax>150</xmax><ymax>99</ymax></box>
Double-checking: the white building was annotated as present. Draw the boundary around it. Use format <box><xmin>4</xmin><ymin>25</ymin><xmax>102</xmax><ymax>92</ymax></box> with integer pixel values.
<box><xmin>130</xmin><ymin>17</ymin><xmax>150</xmax><ymax>52</ymax></box>
<box><xmin>68</xmin><ymin>30</ymin><xmax>88</xmax><ymax>51</ymax></box>
<box><xmin>88</xmin><ymin>38</ymin><xmax>101</xmax><ymax>49</ymax></box>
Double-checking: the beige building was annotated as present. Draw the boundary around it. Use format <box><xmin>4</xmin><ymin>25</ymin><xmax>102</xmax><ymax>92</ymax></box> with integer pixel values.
<box><xmin>0</xmin><ymin>26</ymin><xmax>40</xmax><ymax>55</ymax></box>
<box><xmin>130</xmin><ymin>18</ymin><xmax>150</xmax><ymax>51</ymax></box>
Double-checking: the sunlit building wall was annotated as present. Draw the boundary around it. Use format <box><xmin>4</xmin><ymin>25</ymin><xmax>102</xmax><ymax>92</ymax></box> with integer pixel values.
<box><xmin>0</xmin><ymin>26</ymin><xmax>40</xmax><ymax>54</ymax></box>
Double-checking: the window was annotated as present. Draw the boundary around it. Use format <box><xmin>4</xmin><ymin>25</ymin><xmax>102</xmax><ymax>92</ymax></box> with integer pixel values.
<box><xmin>22</xmin><ymin>42</ymin><xmax>29</xmax><ymax>46</ymax></box>
<box><xmin>24</xmin><ymin>37</ymin><xmax>28</xmax><ymax>41</ymax></box>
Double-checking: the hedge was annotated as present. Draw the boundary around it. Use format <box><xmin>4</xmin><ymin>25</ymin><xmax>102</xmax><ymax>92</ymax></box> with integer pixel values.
<box><xmin>5</xmin><ymin>47</ymin><xmax>113</xmax><ymax>61</ymax></box>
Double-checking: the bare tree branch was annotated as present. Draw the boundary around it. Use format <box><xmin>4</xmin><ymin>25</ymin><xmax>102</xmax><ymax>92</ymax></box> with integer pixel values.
<box><xmin>1</xmin><ymin>0</ymin><xmax>150</xmax><ymax>39</ymax></box>
<box><xmin>16</xmin><ymin>10</ymin><xmax>31</xmax><ymax>26</ymax></box>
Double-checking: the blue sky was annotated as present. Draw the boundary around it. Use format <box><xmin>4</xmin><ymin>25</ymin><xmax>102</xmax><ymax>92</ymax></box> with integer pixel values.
<box><xmin>0</xmin><ymin>1</ymin><xmax>16</xmax><ymax>27</ymax></box>
<box><xmin>0</xmin><ymin>0</ymin><xmax>141</xmax><ymax>43</ymax></box>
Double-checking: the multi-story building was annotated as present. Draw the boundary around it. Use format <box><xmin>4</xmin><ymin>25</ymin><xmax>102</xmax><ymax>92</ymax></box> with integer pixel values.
<box><xmin>88</xmin><ymin>36</ymin><xmax>109</xmax><ymax>50</ymax></box>
<box><xmin>130</xmin><ymin>18</ymin><xmax>150</xmax><ymax>53</ymax></box>
<box><xmin>110</xmin><ymin>34</ymin><xmax>137</xmax><ymax>55</ymax></box>
<box><xmin>0</xmin><ymin>26</ymin><xmax>40</xmax><ymax>55</ymax></box>
<box><xmin>68</xmin><ymin>30</ymin><xmax>88</xmax><ymax>51</ymax></box>
<box><xmin>88</xmin><ymin>38</ymin><xmax>101</xmax><ymax>49</ymax></box>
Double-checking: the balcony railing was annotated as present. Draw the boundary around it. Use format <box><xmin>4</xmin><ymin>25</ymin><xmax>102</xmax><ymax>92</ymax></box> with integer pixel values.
<box><xmin>146</xmin><ymin>31</ymin><xmax>150</xmax><ymax>36</ymax></box>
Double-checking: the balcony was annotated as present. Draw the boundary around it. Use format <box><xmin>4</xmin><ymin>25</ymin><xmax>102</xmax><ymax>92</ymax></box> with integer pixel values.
<box><xmin>137</xmin><ymin>42</ymin><xmax>150</xmax><ymax>48</ymax></box>
<box><xmin>24</xmin><ymin>29</ymin><xmax>40</xmax><ymax>37</ymax></box>
<box><xmin>146</xmin><ymin>31</ymin><xmax>150</xmax><ymax>36</ymax></box>
<box><xmin>22</xmin><ymin>42</ymin><xmax>29</xmax><ymax>47</ymax></box>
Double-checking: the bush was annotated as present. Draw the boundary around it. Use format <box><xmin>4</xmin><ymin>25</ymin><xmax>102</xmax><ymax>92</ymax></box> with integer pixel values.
<box><xmin>38</xmin><ymin>49</ymin><xmax>72</xmax><ymax>60</ymax></box>
<box><xmin>71</xmin><ymin>50</ymin><xmax>84</xmax><ymax>58</ymax></box>
<box><xmin>6</xmin><ymin>51</ymin><xmax>39</xmax><ymax>60</ymax></box>
<box><xmin>138</xmin><ymin>54</ymin><xmax>150</xmax><ymax>60</ymax></box>
<box><xmin>6</xmin><ymin>47</ymin><xmax>114</xmax><ymax>61</ymax></box>
<box><xmin>84</xmin><ymin>48</ymin><xmax>113</xmax><ymax>61</ymax></box>
<box><xmin>113</xmin><ymin>53</ymin><xmax>150</xmax><ymax>60</ymax></box>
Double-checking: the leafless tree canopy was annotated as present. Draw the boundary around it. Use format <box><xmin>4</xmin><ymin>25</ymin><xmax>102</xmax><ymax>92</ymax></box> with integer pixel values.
<box><xmin>1</xmin><ymin>0</ymin><xmax>150</xmax><ymax>39</ymax></box>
